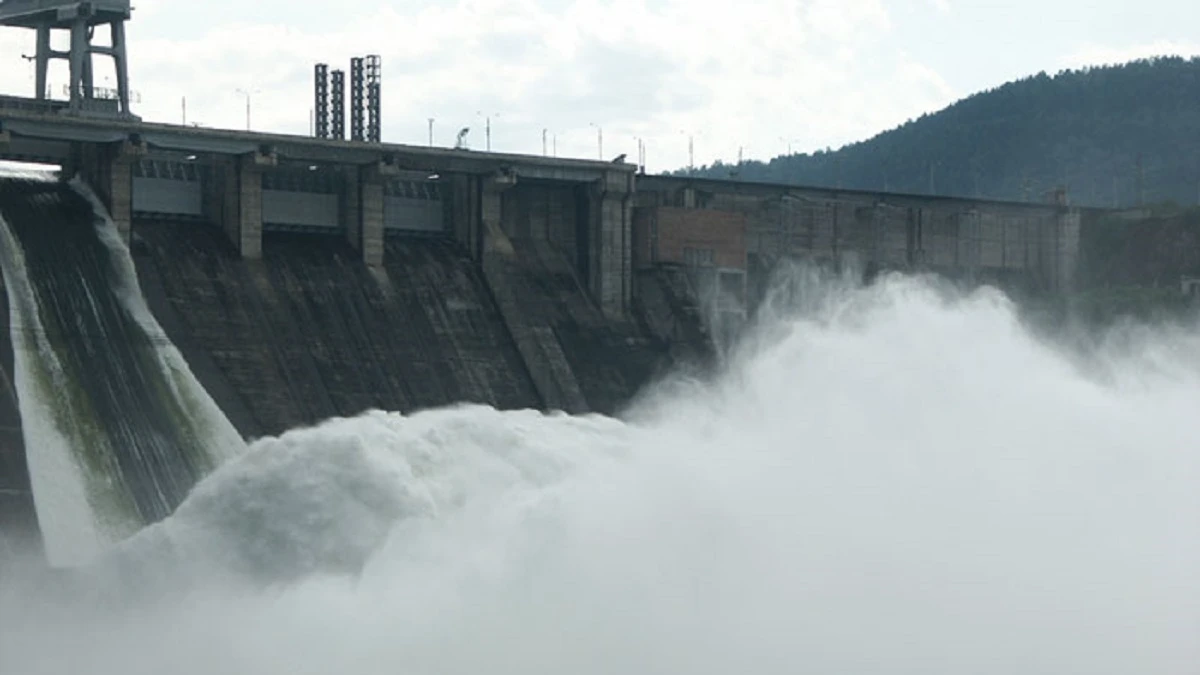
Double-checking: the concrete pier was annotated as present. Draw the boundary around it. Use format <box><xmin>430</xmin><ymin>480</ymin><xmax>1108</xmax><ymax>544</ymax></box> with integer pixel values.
<box><xmin>68</xmin><ymin>138</ymin><xmax>143</xmax><ymax>243</ymax></box>
<box><xmin>350</xmin><ymin>162</ymin><xmax>394</xmax><ymax>267</ymax></box>
<box><xmin>232</xmin><ymin>152</ymin><xmax>271</xmax><ymax>258</ymax></box>
<box><xmin>589</xmin><ymin>171</ymin><xmax>634</xmax><ymax>320</ymax></box>
<box><xmin>202</xmin><ymin>150</ymin><xmax>274</xmax><ymax>259</ymax></box>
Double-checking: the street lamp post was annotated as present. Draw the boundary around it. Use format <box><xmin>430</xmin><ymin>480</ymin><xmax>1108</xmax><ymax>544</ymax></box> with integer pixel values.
<box><xmin>428</xmin><ymin>118</ymin><xmax>435</xmax><ymax>147</ymax></box>
<box><xmin>476</xmin><ymin>111</ymin><xmax>500</xmax><ymax>151</ymax></box>
<box><xmin>589</xmin><ymin>123</ymin><xmax>603</xmax><ymax>160</ymax></box>
<box><xmin>680</xmin><ymin>129</ymin><xmax>704</xmax><ymax>174</ymax></box>
<box><xmin>235</xmin><ymin>87</ymin><xmax>259</xmax><ymax>131</ymax></box>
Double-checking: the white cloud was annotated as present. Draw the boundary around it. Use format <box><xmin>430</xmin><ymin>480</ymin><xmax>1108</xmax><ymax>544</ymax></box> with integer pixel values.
<box><xmin>1</xmin><ymin>0</ymin><xmax>957</xmax><ymax>171</ymax></box>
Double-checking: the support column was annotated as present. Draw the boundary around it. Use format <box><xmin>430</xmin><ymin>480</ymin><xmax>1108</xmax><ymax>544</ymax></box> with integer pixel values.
<box><xmin>343</xmin><ymin>162</ymin><xmax>393</xmax><ymax>267</ymax></box>
<box><xmin>361</xmin><ymin>163</ymin><xmax>393</xmax><ymax>267</ymax></box>
<box><xmin>1054</xmin><ymin>209</ymin><xmax>1081</xmax><ymax>295</ymax></box>
<box><xmin>588</xmin><ymin>170</ymin><xmax>634</xmax><ymax>320</ymax></box>
<box><xmin>229</xmin><ymin>151</ymin><xmax>273</xmax><ymax>259</ymax></box>
<box><xmin>67</xmin><ymin>17</ymin><xmax>86</xmax><ymax>110</ymax></box>
<box><xmin>67</xmin><ymin>139</ymin><xmax>144</xmax><ymax>246</ymax></box>
<box><xmin>111</xmin><ymin>21</ymin><xmax>131</xmax><ymax>116</ymax></box>
<box><xmin>481</xmin><ymin>170</ymin><xmax>515</xmax><ymax>245</ymax></box>
<box><xmin>446</xmin><ymin>174</ymin><xmax>481</xmax><ymax>258</ymax></box>
<box><xmin>341</xmin><ymin>167</ymin><xmax>360</xmax><ymax>253</ymax></box>
<box><xmin>360</xmin><ymin>177</ymin><xmax>384</xmax><ymax>266</ymax></box>
<box><xmin>107</xmin><ymin>144</ymin><xmax>137</xmax><ymax>244</ymax></box>
<box><xmin>35</xmin><ymin>26</ymin><xmax>50</xmax><ymax>100</ymax></box>
<box><xmin>207</xmin><ymin>151</ymin><xmax>274</xmax><ymax>258</ymax></box>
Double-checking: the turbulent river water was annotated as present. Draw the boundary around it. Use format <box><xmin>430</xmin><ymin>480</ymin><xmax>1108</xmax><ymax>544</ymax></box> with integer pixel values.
<box><xmin>2</xmin><ymin>230</ymin><xmax>1198</xmax><ymax>673</ymax></box>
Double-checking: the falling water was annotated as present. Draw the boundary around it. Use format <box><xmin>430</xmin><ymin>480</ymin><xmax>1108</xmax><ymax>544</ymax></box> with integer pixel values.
<box><xmin>0</xmin><ymin>168</ymin><xmax>244</xmax><ymax>566</ymax></box>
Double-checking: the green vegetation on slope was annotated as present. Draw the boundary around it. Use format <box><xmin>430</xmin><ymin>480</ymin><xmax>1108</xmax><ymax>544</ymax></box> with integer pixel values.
<box><xmin>685</xmin><ymin>57</ymin><xmax>1200</xmax><ymax>208</ymax></box>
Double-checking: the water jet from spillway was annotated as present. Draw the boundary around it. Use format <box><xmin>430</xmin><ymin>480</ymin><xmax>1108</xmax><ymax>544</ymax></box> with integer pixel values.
<box><xmin>2</xmin><ymin>263</ymin><xmax>1197</xmax><ymax>675</ymax></box>
<box><xmin>0</xmin><ymin>167</ymin><xmax>244</xmax><ymax>566</ymax></box>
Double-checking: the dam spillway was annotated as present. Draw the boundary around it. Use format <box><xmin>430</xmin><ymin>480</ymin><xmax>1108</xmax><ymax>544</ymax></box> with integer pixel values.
<box><xmin>0</xmin><ymin>166</ymin><xmax>697</xmax><ymax>560</ymax></box>
<box><xmin>0</xmin><ymin>171</ymin><xmax>243</xmax><ymax>565</ymax></box>
<box><xmin>134</xmin><ymin>222</ymin><xmax>547</xmax><ymax>437</ymax></box>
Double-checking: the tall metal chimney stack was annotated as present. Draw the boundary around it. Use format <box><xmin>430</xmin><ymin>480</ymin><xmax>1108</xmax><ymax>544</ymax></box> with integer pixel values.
<box><xmin>314</xmin><ymin>63</ymin><xmax>330</xmax><ymax>138</ymax></box>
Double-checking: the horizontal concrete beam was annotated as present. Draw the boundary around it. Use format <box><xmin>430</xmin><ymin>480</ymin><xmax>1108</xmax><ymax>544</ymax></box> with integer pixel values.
<box><xmin>637</xmin><ymin>175</ymin><xmax>1076</xmax><ymax>215</ymax></box>
<box><xmin>0</xmin><ymin>106</ymin><xmax>637</xmax><ymax>182</ymax></box>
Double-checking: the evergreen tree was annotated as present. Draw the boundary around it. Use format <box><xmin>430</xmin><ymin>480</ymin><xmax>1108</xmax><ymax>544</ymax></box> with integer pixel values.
<box><xmin>684</xmin><ymin>57</ymin><xmax>1200</xmax><ymax>208</ymax></box>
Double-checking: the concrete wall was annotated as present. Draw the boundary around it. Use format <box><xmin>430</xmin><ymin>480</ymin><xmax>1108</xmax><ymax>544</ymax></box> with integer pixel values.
<box><xmin>444</xmin><ymin>173</ymin><xmax>481</xmax><ymax>258</ymax></box>
<box><xmin>589</xmin><ymin>173</ymin><xmax>634</xmax><ymax>320</ymax></box>
<box><xmin>636</xmin><ymin>176</ymin><xmax>1082</xmax><ymax>294</ymax></box>
<box><xmin>493</xmin><ymin>175</ymin><xmax>634</xmax><ymax>320</ymax></box>
<box><xmin>134</xmin><ymin>220</ymin><xmax>541</xmax><ymax>436</ymax></box>
<box><xmin>635</xmin><ymin>207</ymin><xmax>747</xmax><ymax>270</ymax></box>
<box><xmin>501</xmin><ymin>182</ymin><xmax>582</xmax><ymax>254</ymax></box>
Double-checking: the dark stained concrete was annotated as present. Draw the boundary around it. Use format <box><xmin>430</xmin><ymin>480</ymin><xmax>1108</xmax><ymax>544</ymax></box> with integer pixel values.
<box><xmin>134</xmin><ymin>223</ymin><xmax>542</xmax><ymax>437</ymax></box>
<box><xmin>503</xmin><ymin>236</ymin><xmax>668</xmax><ymax>416</ymax></box>
<box><xmin>634</xmin><ymin>266</ymin><xmax>717</xmax><ymax>367</ymax></box>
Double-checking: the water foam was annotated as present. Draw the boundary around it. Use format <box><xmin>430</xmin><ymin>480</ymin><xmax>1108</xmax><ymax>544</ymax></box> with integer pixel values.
<box><xmin>3</xmin><ymin>270</ymin><xmax>1199</xmax><ymax>675</ymax></box>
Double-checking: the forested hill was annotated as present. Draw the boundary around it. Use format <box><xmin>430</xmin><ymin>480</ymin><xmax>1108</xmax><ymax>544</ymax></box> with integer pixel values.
<box><xmin>683</xmin><ymin>57</ymin><xmax>1200</xmax><ymax>208</ymax></box>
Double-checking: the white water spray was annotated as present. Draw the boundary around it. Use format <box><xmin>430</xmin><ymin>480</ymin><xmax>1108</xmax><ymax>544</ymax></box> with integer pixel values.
<box><xmin>0</xmin><ymin>169</ymin><xmax>245</xmax><ymax>566</ymax></box>
<box><xmin>3</xmin><ymin>268</ymin><xmax>1199</xmax><ymax>675</ymax></box>
<box><xmin>0</xmin><ymin>199</ymin><xmax>101</xmax><ymax>559</ymax></box>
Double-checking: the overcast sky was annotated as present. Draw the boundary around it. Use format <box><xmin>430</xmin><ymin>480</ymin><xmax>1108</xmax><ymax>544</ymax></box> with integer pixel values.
<box><xmin>1</xmin><ymin>0</ymin><xmax>1197</xmax><ymax>171</ymax></box>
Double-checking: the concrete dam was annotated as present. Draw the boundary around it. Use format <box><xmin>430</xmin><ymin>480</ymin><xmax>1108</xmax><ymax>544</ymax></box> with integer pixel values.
<box><xmin>0</xmin><ymin>100</ymin><xmax>1088</xmax><ymax>562</ymax></box>
<box><xmin>0</xmin><ymin>154</ymin><xmax>696</xmax><ymax>562</ymax></box>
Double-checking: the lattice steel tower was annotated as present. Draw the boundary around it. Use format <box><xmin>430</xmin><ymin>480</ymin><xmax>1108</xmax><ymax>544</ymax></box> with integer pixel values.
<box><xmin>365</xmin><ymin>54</ymin><xmax>381</xmax><ymax>143</ymax></box>
<box><xmin>0</xmin><ymin>0</ymin><xmax>135</xmax><ymax>117</ymax></box>
<box><xmin>313</xmin><ymin>63</ymin><xmax>329</xmax><ymax>138</ymax></box>
<box><xmin>330</xmin><ymin>69</ymin><xmax>345</xmax><ymax>140</ymax></box>
<box><xmin>349</xmin><ymin>57</ymin><xmax>365</xmax><ymax>142</ymax></box>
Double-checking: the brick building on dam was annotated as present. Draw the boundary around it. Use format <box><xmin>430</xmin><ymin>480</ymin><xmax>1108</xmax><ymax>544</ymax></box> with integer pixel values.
<box><xmin>0</xmin><ymin>0</ymin><xmax>1093</xmax><ymax>557</ymax></box>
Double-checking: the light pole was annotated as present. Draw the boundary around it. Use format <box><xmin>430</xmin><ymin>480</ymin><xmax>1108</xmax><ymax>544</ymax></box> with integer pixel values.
<box><xmin>476</xmin><ymin>111</ymin><xmax>500</xmax><ymax>151</ymax></box>
<box><xmin>589</xmin><ymin>122</ymin><xmax>603</xmax><ymax>160</ymax></box>
<box><xmin>542</xmin><ymin>128</ymin><xmax>548</xmax><ymax>157</ymax></box>
<box><xmin>235</xmin><ymin>87</ymin><xmax>259</xmax><ymax>131</ymax></box>
<box><xmin>680</xmin><ymin>129</ymin><xmax>704</xmax><ymax>174</ymax></box>
<box><xmin>428</xmin><ymin>118</ymin><xmax>435</xmax><ymax>147</ymax></box>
